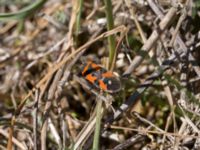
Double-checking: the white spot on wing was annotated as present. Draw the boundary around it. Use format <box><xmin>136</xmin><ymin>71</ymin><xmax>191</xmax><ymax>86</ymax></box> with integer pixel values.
<box><xmin>108</xmin><ymin>80</ymin><xmax>112</xmax><ymax>85</ymax></box>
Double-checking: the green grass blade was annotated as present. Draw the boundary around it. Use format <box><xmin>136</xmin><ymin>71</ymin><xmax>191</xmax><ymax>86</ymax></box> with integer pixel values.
<box><xmin>0</xmin><ymin>0</ymin><xmax>47</xmax><ymax>21</ymax></box>
<box><xmin>92</xmin><ymin>99</ymin><xmax>103</xmax><ymax>150</ymax></box>
<box><xmin>104</xmin><ymin>0</ymin><xmax>116</xmax><ymax>69</ymax></box>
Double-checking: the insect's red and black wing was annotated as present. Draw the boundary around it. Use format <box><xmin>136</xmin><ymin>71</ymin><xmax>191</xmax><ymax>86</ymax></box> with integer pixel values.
<box><xmin>100</xmin><ymin>71</ymin><xmax>121</xmax><ymax>93</ymax></box>
<box><xmin>81</xmin><ymin>61</ymin><xmax>101</xmax><ymax>76</ymax></box>
<box><xmin>80</xmin><ymin>61</ymin><xmax>121</xmax><ymax>93</ymax></box>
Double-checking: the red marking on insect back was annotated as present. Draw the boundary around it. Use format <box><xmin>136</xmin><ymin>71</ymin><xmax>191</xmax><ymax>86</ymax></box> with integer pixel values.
<box><xmin>81</xmin><ymin>61</ymin><xmax>91</xmax><ymax>76</ymax></box>
<box><xmin>102</xmin><ymin>71</ymin><xmax>114</xmax><ymax>78</ymax></box>
<box><xmin>85</xmin><ymin>74</ymin><xmax>97</xmax><ymax>83</ymax></box>
<box><xmin>91</xmin><ymin>62</ymin><xmax>100</xmax><ymax>69</ymax></box>
<box><xmin>99</xmin><ymin>80</ymin><xmax>107</xmax><ymax>91</ymax></box>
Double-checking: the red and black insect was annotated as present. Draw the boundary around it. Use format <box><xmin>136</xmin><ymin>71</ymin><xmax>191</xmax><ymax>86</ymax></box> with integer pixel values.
<box><xmin>80</xmin><ymin>61</ymin><xmax>121</xmax><ymax>93</ymax></box>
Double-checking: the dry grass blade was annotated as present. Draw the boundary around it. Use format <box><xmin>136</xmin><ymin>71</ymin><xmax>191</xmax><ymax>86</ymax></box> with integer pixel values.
<box><xmin>124</xmin><ymin>7</ymin><xmax>177</xmax><ymax>75</ymax></box>
<box><xmin>0</xmin><ymin>129</ymin><xmax>26</xmax><ymax>150</ymax></box>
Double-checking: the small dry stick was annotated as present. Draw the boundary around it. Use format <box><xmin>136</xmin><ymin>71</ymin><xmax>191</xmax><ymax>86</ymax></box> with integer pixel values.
<box><xmin>113</xmin><ymin>134</ymin><xmax>147</xmax><ymax>150</ymax></box>
<box><xmin>124</xmin><ymin>7</ymin><xmax>177</xmax><ymax>76</ymax></box>
<box><xmin>147</xmin><ymin>0</ymin><xmax>200</xmax><ymax>76</ymax></box>
<box><xmin>33</xmin><ymin>89</ymin><xmax>39</xmax><ymax>150</ymax></box>
<box><xmin>0</xmin><ymin>128</ymin><xmax>26</xmax><ymax>150</ymax></box>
